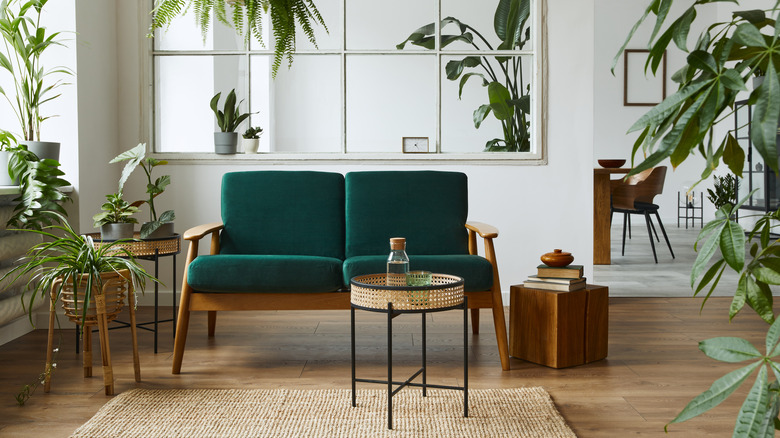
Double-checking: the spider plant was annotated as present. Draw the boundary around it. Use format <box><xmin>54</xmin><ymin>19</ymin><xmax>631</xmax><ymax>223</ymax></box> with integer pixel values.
<box><xmin>0</xmin><ymin>214</ymin><xmax>156</xmax><ymax>324</ymax></box>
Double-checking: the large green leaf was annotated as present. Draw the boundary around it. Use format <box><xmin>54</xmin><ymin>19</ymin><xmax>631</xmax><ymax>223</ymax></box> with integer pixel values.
<box><xmin>732</xmin><ymin>22</ymin><xmax>769</xmax><ymax>48</ymax></box>
<box><xmin>746</xmin><ymin>280</ymin><xmax>775</xmax><ymax>324</ymax></box>
<box><xmin>766</xmin><ymin>311</ymin><xmax>780</xmax><ymax>356</ymax></box>
<box><xmin>667</xmin><ymin>361</ymin><xmax>761</xmax><ymax>427</ymax></box>
<box><xmin>488</xmin><ymin>82</ymin><xmax>513</xmax><ymax>120</ymax></box>
<box><xmin>110</xmin><ymin>143</ymin><xmax>145</xmax><ymax>192</ymax></box>
<box><xmin>627</xmin><ymin>80</ymin><xmax>709</xmax><ymax>133</ymax></box>
<box><xmin>687</xmin><ymin>50</ymin><xmax>718</xmax><ymax>75</ymax></box>
<box><xmin>733</xmin><ymin>365</ymin><xmax>769</xmax><ymax>438</ymax></box>
<box><xmin>731</xmin><ymin>275</ymin><xmax>748</xmax><ymax>319</ymax></box>
<box><xmin>457</xmin><ymin>72</ymin><xmax>488</xmax><ymax>99</ymax></box>
<box><xmin>750</xmin><ymin>62</ymin><xmax>780</xmax><ymax>174</ymax></box>
<box><xmin>699</xmin><ymin>337</ymin><xmax>762</xmax><ymax>362</ymax></box>
<box><xmin>445</xmin><ymin>56</ymin><xmax>481</xmax><ymax>80</ymax></box>
<box><xmin>723</xmin><ymin>134</ymin><xmax>745</xmax><ymax>177</ymax></box>
<box><xmin>473</xmin><ymin>104</ymin><xmax>492</xmax><ymax>128</ymax></box>
<box><xmin>495</xmin><ymin>0</ymin><xmax>529</xmax><ymax>51</ymax></box>
<box><xmin>691</xmin><ymin>220</ymin><xmax>725</xmax><ymax>287</ymax></box>
<box><xmin>754</xmin><ymin>267</ymin><xmax>780</xmax><ymax>285</ymax></box>
<box><xmin>720</xmin><ymin>219</ymin><xmax>746</xmax><ymax>272</ymax></box>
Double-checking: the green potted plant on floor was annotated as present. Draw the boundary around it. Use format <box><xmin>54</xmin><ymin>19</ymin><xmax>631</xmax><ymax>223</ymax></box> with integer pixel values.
<box><xmin>241</xmin><ymin>126</ymin><xmax>263</xmax><ymax>154</ymax></box>
<box><xmin>706</xmin><ymin>174</ymin><xmax>737</xmax><ymax>212</ymax></box>
<box><xmin>0</xmin><ymin>213</ymin><xmax>156</xmax><ymax>404</ymax></box>
<box><xmin>0</xmin><ymin>0</ymin><xmax>72</xmax><ymax>162</ymax></box>
<box><xmin>210</xmin><ymin>89</ymin><xmax>252</xmax><ymax>155</ymax></box>
<box><xmin>92</xmin><ymin>192</ymin><xmax>139</xmax><ymax>240</ymax></box>
<box><xmin>397</xmin><ymin>0</ymin><xmax>532</xmax><ymax>152</ymax></box>
<box><xmin>615</xmin><ymin>1</ymin><xmax>780</xmax><ymax>434</ymax></box>
<box><xmin>110</xmin><ymin>143</ymin><xmax>175</xmax><ymax>239</ymax></box>
<box><xmin>150</xmin><ymin>0</ymin><xmax>327</xmax><ymax>78</ymax></box>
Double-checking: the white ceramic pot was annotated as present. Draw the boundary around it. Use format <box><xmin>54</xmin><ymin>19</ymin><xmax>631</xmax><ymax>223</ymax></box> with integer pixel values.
<box><xmin>214</xmin><ymin>132</ymin><xmax>238</xmax><ymax>155</ymax></box>
<box><xmin>241</xmin><ymin>138</ymin><xmax>260</xmax><ymax>154</ymax></box>
<box><xmin>21</xmin><ymin>141</ymin><xmax>60</xmax><ymax>162</ymax></box>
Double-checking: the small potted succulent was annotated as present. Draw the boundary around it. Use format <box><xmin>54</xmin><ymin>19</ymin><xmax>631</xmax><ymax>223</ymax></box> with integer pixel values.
<box><xmin>92</xmin><ymin>192</ymin><xmax>139</xmax><ymax>240</ymax></box>
<box><xmin>241</xmin><ymin>126</ymin><xmax>263</xmax><ymax>154</ymax></box>
<box><xmin>111</xmin><ymin>144</ymin><xmax>175</xmax><ymax>239</ymax></box>
<box><xmin>210</xmin><ymin>89</ymin><xmax>252</xmax><ymax>154</ymax></box>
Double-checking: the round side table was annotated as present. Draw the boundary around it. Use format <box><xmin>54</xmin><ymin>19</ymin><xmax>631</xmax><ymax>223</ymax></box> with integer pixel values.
<box><xmin>350</xmin><ymin>273</ymin><xmax>468</xmax><ymax>430</ymax></box>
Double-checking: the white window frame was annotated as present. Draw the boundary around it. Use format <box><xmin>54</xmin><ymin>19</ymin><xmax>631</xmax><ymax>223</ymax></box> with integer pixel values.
<box><xmin>145</xmin><ymin>0</ymin><xmax>547</xmax><ymax>164</ymax></box>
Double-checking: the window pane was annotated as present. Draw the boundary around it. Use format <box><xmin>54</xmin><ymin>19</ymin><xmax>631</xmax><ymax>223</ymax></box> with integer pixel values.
<box><xmin>155</xmin><ymin>56</ymin><xmax>248</xmax><ymax>152</ymax></box>
<box><xmin>441</xmin><ymin>55</ymin><xmax>532</xmax><ymax>153</ymax></box>
<box><xmin>441</xmin><ymin>0</ymin><xmax>533</xmax><ymax>52</ymax></box>
<box><xmin>154</xmin><ymin>11</ymin><xmax>244</xmax><ymax>51</ymax></box>
<box><xmin>346</xmin><ymin>55</ymin><xmax>436</xmax><ymax>153</ymax></box>
<box><xmin>346</xmin><ymin>0</ymin><xmax>435</xmax><ymax>50</ymax></box>
<box><xmin>258</xmin><ymin>55</ymin><xmax>341</xmax><ymax>152</ymax></box>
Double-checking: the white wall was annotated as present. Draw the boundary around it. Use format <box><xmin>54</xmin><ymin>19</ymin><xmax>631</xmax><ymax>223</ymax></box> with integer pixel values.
<box><xmin>109</xmin><ymin>0</ymin><xmax>597</xmax><ymax>294</ymax></box>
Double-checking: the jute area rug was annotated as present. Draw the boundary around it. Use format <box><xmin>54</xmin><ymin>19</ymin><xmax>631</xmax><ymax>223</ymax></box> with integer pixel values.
<box><xmin>70</xmin><ymin>387</ymin><xmax>576</xmax><ymax>438</ymax></box>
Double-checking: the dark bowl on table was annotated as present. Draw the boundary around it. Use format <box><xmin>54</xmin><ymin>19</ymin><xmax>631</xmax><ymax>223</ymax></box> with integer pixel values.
<box><xmin>598</xmin><ymin>159</ymin><xmax>626</xmax><ymax>168</ymax></box>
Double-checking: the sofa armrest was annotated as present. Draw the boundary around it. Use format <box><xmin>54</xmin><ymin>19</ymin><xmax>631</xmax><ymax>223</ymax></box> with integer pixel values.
<box><xmin>465</xmin><ymin>221</ymin><xmax>498</xmax><ymax>239</ymax></box>
<box><xmin>183</xmin><ymin>222</ymin><xmax>224</xmax><ymax>241</ymax></box>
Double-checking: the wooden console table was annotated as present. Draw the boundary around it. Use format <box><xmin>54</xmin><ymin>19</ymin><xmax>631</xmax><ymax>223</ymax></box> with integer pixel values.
<box><xmin>509</xmin><ymin>284</ymin><xmax>608</xmax><ymax>368</ymax></box>
<box><xmin>594</xmin><ymin>168</ymin><xmax>630</xmax><ymax>264</ymax></box>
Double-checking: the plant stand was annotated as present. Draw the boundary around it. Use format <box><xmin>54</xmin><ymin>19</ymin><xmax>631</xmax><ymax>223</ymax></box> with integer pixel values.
<box><xmin>46</xmin><ymin>272</ymin><xmax>140</xmax><ymax>396</ymax></box>
<box><xmin>677</xmin><ymin>191</ymin><xmax>703</xmax><ymax>229</ymax></box>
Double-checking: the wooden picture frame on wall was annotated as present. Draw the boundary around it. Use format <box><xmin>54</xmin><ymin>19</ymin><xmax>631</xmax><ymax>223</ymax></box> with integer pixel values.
<box><xmin>623</xmin><ymin>49</ymin><xmax>667</xmax><ymax>107</ymax></box>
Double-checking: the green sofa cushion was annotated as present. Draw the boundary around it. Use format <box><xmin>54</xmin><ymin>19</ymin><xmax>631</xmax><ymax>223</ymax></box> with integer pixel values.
<box><xmin>343</xmin><ymin>255</ymin><xmax>493</xmax><ymax>292</ymax></box>
<box><xmin>220</xmin><ymin>171</ymin><xmax>345</xmax><ymax>259</ymax></box>
<box><xmin>188</xmin><ymin>255</ymin><xmax>343</xmax><ymax>293</ymax></box>
<box><xmin>345</xmin><ymin>171</ymin><xmax>470</xmax><ymax>258</ymax></box>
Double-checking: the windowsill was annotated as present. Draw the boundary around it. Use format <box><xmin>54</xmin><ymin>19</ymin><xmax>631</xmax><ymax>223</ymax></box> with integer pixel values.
<box><xmin>150</xmin><ymin>152</ymin><xmax>547</xmax><ymax>165</ymax></box>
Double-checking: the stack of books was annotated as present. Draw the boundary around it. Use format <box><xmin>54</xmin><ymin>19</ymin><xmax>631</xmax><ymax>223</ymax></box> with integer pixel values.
<box><xmin>523</xmin><ymin>264</ymin><xmax>586</xmax><ymax>291</ymax></box>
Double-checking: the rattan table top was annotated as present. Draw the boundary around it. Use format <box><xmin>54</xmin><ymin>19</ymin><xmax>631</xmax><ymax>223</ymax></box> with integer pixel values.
<box><xmin>86</xmin><ymin>232</ymin><xmax>182</xmax><ymax>257</ymax></box>
<box><xmin>350</xmin><ymin>273</ymin><xmax>464</xmax><ymax>311</ymax></box>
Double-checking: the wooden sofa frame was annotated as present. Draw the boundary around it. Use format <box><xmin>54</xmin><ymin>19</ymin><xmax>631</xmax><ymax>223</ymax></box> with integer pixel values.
<box><xmin>172</xmin><ymin>221</ymin><xmax>510</xmax><ymax>373</ymax></box>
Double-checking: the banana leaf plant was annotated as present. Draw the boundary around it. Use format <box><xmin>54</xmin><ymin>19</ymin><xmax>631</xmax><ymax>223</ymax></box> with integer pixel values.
<box><xmin>615</xmin><ymin>1</ymin><xmax>780</xmax><ymax>435</ymax></box>
<box><xmin>150</xmin><ymin>0</ymin><xmax>327</xmax><ymax>78</ymax></box>
<box><xmin>397</xmin><ymin>0</ymin><xmax>532</xmax><ymax>152</ymax></box>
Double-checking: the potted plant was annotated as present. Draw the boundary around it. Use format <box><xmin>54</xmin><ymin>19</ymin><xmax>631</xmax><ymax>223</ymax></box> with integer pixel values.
<box><xmin>92</xmin><ymin>192</ymin><xmax>139</xmax><ymax>240</ymax></box>
<box><xmin>397</xmin><ymin>0</ymin><xmax>532</xmax><ymax>152</ymax></box>
<box><xmin>615</xmin><ymin>1</ymin><xmax>780</xmax><ymax>433</ymax></box>
<box><xmin>241</xmin><ymin>126</ymin><xmax>263</xmax><ymax>154</ymax></box>
<box><xmin>150</xmin><ymin>0</ymin><xmax>327</xmax><ymax>78</ymax></box>
<box><xmin>0</xmin><ymin>214</ymin><xmax>156</xmax><ymax>399</ymax></box>
<box><xmin>6</xmin><ymin>143</ymin><xmax>70</xmax><ymax>231</ymax></box>
<box><xmin>706</xmin><ymin>175</ymin><xmax>737</xmax><ymax>212</ymax></box>
<box><xmin>210</xmin><ymin>89</ymin><xmax>252</xmax><ymax>155</ymax></box>
<box><xmin>110</xmin><ymin>143</ymin><xmax>175</xmax><ymax>239</ymax></box>
<box><xmin>0</xmin><ymin>0</ymin><xmax>72</xmax><ymax>162</ymax></box>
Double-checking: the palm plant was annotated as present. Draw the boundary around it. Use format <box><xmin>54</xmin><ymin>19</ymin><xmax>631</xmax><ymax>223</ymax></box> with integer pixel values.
<box><xmin>616</xmin><ymin>1</ymin><xmax>780</xmax><ymax>434</ymax></box>
<box><xmin>150</xmin><ymin>0</ymin><xmax>327</xmax><ymax>78</ymax></box>
<box><xmin>1</xmin><ymin>214</ymin><xmax>155</xmax><ymax>325</ymax></box>
<box><xmin>0</xmin><ymin>0</ymin><xmax>71</xmax><ymax>141</ymax></box>
<box><xmin>397</xmin><ymin>0</ymin><xmax>532</xmax><ymax>152</ymax></box>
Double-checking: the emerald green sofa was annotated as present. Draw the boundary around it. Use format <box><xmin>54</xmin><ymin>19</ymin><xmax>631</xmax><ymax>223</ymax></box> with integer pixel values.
<box><xmin>172</xmin><ymin>170</ymin><xmax>509</xmax><ymax>373</ymax></box>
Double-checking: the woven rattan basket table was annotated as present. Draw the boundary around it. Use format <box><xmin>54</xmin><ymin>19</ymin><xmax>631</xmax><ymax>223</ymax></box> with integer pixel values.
<box><xmin>350</xmin><ymin>273</ymin><xmax>467</xmax><ymax>430</ymax></box>
<box><xmin>80</xmin><ymin>233</ymin><xmax>182</xmax><ymax>354</ymax></box>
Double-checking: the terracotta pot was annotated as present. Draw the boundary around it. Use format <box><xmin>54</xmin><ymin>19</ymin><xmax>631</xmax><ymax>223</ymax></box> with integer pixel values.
<box><xmin>540</xmin><ymin>249</ymin><xmax>574</xmax><ymax>267</ymax></box>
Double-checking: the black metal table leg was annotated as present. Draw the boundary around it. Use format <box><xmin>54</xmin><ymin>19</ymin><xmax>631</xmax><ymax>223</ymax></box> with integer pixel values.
<box><xmin>172</xmin><ymin>253</ymin><xmax>177</xmax><ymax>337</ymax></box>
<box><xmin>387</xmin><ymin>301</ymin><xmax>393</xmax><ymax>430</ymax></box>
<box><xmin>351</xmin><ymin>306</ymin><xmax>356</xmax><ymax>407</ymax></box>
<box><xmin>153</xmin><ymin>249</ymin><xmax>159</xmax><ymax>354</ymax></box>
<box><xmin>422</xmin><ymin>311</ymin><xmax>427</xmax><ymax>397</ymax></box>
<box><xmin>464</xmin><ymin>296</ymin><xmax>468</xmax><ymax>417</ymax></box>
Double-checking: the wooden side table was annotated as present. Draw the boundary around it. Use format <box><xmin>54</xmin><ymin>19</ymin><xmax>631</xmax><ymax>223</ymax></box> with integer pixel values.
<box><xmin>509</xmin><ymin>284</ymin><xmax>608</xmax><ymax>368</ymax></box>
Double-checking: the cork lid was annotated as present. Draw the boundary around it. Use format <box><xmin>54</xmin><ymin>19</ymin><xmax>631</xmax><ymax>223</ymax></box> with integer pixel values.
<box><xmin>389</xmin><ymin>237</ymin><xmax>406</xmax><ymax>250</ymax></box>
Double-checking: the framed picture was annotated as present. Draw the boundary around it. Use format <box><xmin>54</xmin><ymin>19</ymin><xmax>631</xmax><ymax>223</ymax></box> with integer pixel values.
<box><xmin>623</xmin><ymin>49</ymin><xmax>667</xmax><ymax>106</ymax></box>
<box><xmin>402</xmin><ymin>137</ymin><xmax>430</xmax><ymax>154</ymax></box>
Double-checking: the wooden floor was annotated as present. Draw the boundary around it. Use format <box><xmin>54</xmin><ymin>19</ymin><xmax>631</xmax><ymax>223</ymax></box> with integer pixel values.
<box><xmin>0</xmin><ymin>222</ymin><xmax>770</xmax><ymax>437</ymax></box>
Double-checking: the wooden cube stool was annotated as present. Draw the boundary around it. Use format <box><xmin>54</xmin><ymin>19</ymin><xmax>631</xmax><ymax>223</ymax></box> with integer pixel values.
<box><xmin>509</xmin><ymin>284</ymin><xmax>608</xmax><ymax>368</ymax></box>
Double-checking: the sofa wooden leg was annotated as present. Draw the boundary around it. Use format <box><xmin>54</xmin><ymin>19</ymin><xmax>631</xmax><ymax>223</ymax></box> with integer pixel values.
<box><xmin>470</xmin><ymin>309</ymin><xmax>480</xmax><ymax>334</ymax></box>
<box><xmin>173</xmin><ymin>242</ymin><xmax>199</xmax><ymax>375</ymax></box>
<box><xmin>208</xmin><ymin>311</ymin><xmax>217</xmax><ymax>337</ymax></box>
<box><xmin>490</xmin><ymin>287</ymin><xmax>510</xmax><ymax>371</ymax></box>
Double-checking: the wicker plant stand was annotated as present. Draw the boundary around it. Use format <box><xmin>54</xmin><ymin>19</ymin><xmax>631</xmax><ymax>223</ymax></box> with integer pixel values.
<box><xmin>350</xmin><ymin>273</ymin><xmax>468</xmax><ymax>430</ymax></box>
<box><xmin>83</xmin><ymin>233</ymin><xmax>181</xmax><ymax>353</ymax></box>
<box><xmin>45</xmin><ymin>270</ymin><xmax>140</xmax><ymax>396</ymax></box>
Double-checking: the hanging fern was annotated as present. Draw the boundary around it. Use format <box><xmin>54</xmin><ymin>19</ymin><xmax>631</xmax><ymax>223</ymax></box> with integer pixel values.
<box><xmin>151</xmin><ymin>0</ymin><xmax>327</xmax><ymax>78</ymax></box>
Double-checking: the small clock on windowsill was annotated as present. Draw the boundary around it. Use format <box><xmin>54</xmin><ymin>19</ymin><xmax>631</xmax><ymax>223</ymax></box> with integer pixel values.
<box><xmin>402</xmin><ymin>137</ymin><xmax>429</xmax><ymax>154</ymax></box>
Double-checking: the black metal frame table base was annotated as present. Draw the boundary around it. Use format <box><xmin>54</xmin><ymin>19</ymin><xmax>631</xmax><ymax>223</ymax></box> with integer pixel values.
<box><xmin>350</xmin><ymin>297</ymin><xmax>468</xmax><ymax>430</ymax></box>
<box><xmin>76</xmin><ymin>235</ymin><xmax>181</xmax><ymax>354</ymax></box>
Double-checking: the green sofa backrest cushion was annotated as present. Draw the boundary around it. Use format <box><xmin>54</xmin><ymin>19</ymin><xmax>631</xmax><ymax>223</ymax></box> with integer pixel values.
<box><xmin>220</xmin><ymin>171</ymin><xmax>345</xmax><ymax>258</ymax></box>
<box><xmin>345</xmin><ymin>171</ymin><xmax>469</xmax><ymax>257</ymax></box>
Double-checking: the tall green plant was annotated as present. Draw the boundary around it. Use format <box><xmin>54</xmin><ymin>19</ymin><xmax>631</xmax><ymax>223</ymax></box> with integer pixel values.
<box><xmin>397</xmin><ymin>0</ymin><xmax>532</xmax><ymax>152</ymax></box>
<box><xmin>616</xmin><ymin>1</ymin><xmax>780</xmax><ymax>435</ymax></box>
<box><xmin>150</xmin><ymin>0</ymin><xmax>327</xmax><ymax>78</ymax></box>
<box><xmin>0</xmin><ymin>0</ymin><xmax>71</xmax><ymax>141</ymax></box>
